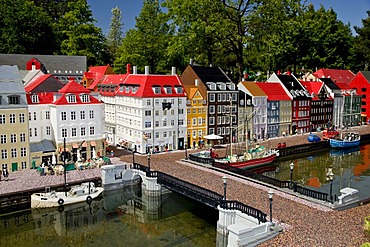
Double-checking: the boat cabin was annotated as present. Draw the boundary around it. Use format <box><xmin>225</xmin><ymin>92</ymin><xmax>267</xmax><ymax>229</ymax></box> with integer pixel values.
<box><xmin>69</xmin><ymin>182</ymin><xmax>96</xmax><ymax>196</ymax></box>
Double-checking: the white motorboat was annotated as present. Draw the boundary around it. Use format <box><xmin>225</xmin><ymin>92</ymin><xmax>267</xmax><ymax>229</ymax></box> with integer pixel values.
<box><xmin>31</xmin><ymin>182</ymin><xmax>104</xmax><ymax>208</ymax></box>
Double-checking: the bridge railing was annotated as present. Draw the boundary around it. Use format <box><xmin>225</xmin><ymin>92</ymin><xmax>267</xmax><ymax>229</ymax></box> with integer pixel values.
<box><xmin>220</xmin><ymin>200</ymin><xmax>267</xmax><ymax>224</ymax></box>
<box><xmin>293</xmin><ymin>184</ymin><xmax>329</xmax><ymax>202</ymax></box>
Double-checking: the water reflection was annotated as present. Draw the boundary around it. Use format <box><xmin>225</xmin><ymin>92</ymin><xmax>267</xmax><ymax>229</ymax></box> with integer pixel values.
<box><xmin>272</xmin><ymin>143</ymin><xmax>370</xmax><ymax>201</ymax></box>
<box><xmin>0</xmin><ymin>184</ymin><xmax>218</xmax><ymax>247</ymax></box>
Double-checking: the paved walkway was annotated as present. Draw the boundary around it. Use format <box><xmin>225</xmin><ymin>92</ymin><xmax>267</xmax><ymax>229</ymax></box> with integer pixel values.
<box><xmin>119</xmin><ymin>139</ymin><xmax>370</xmax><ymax>246</ymax></box>
<box><xmin>0</xmin><ymin>168</ymin><xmax>101</xmax><ymax>196</ymax></box>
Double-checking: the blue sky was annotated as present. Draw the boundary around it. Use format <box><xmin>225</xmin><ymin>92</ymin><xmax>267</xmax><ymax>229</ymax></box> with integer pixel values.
<box><xmin>88</xmin><ymin>0</ymin><xmax>370</xmax><ymax>35</ymax></box>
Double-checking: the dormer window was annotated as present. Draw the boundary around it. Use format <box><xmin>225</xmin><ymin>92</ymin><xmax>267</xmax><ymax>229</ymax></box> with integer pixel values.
<box><xmin>218</xmin><ymin>83</ymin><xmax>226</xmax><ymax>90</ymax></box>
<box><xmin>165</xmin><ymin>87</ymin><xmax>172</xmax><ymax>94</ymax></box>
<box><xmin>67</xmin><ymin>94</ymin><xmax>76</xmax><ymax>103</ymax></box>
<box><xmin>153</xmin><ymin>87</ymin><xmax>160</xmax><ymax>94</ymax></box>
<box><xmin>81</xmin><ymin>94</ymin><xmax>90</xmax><ymax>103</ymax></box>
<box><xmin>132</xmin><ymin>86</ymin><xmax>138</xmax><ymax>94</ymax></box>
<box><xmin>125</xmin><ymin>86</ymin><xmax>130</xmax><ymax>93</ymax></box>
<box><xmin>119</xmin><ymin>85</ymin><xmax>124</xmax><ymax>92</ymax></box>
<box><xmin>175</xmin><ymin>87</ymin><xmax>183</xmax><ymax>94</ymax></box>
<box><xmin>207</xmin><ymin>83</ymin><xmax>216</xmax><ymax>90</ymax></box>
<box><xmin>31</xmin><ymin>94</ymin><xmax>39</xmax><ymax>103</ymax></box>
<box><xmin>8</xmin><ymin>95</ymin><xmax>20</xmax><ymax>104</ymax></box>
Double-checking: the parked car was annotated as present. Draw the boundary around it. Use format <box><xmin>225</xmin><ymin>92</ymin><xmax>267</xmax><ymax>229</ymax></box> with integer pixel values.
<box><xmin>308</xmin><ymin>134</ymin><xmax>321</xmax><ymax>142</ymax></box>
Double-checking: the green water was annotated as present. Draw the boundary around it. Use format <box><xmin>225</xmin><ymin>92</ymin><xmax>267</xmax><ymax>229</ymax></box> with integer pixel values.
<box><xmin>0</xmin><ymin>187</ymin><xmax>218</xmax><ymax>247</ymax></box>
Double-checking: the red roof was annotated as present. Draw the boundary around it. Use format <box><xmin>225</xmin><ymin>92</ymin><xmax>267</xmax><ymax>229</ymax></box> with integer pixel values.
<box><xmin>24</xmin><ymin>74</ymin><xmax>63</xmax><ymax>92</ymax></box>
<box><xmin>26</xmin><ymin>92</ymin><xmax>54</xmax><ymax>104</ymax></box>
<box><xmin>313</xmin><ymin>69</ymin><xmax>354</xmax><ymax>85</ymax></box>
<box><xmin>59</xmin><ymin>80</ymin><xmax>90</xmax><ymax>94</ymax></box>
<box><xmin>85</xmin><ymin>65</ymin><xmax>112</xmax><ymax>90</ymax></box>
<box><xmin>118</xmin><ymin>74</ymin><xmax>186</xmax><ymax>98</ymax></box>
<box><xmin>256</xmin><ymin>82</ymin><xmax>291</xmax><ymax>100</ymax></box>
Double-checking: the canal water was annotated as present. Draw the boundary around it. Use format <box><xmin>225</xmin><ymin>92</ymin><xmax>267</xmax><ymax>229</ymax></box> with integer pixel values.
<box><xmin>272</xmin><ymin>143</ymin><xmax>370</xmax><ymax>202</ymax></box>
<box><xmin>0</xmin><ymin>185</ymin><xmax>219</xmax><ymax>247</ymax></box>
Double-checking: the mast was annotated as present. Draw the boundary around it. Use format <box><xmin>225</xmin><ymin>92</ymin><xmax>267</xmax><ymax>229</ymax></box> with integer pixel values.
<box><xmin>63</xmin><ymin>137</ymin><xmax>67</xmax><ymax>196</ymax></box>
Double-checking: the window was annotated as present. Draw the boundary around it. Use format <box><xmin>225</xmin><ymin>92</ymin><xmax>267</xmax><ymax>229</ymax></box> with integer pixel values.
<box><xmin>20</xmin><ymin>133</ymin><xmax>25</xmax><ymax>142</ymax></box>
<box><xmin>21</xmin><ymin>161</ymin><xmax>27</xmax><ymax>169</ymax></box>
<box><xmin>0</xmin><ymin>114</ymin><xmax>5</xmax><ymax>124</ymax></box>
<box><xmin>46</xmin><ymin>111</ymin><xmax>50</xmax><ymax>120</ymax></box>
<box><xmin>62</xmin><ymin>129</ymin><xmax>67</xmax><ymax>138</ymax></box>
<box><xmin>210</xmin><ymin>106</ymin><xmax>215</xmax><ymax>114</ymax></box>
<box><xmin>1</xmin><ymin>149</ymin><xmax>7</xmax><ymax>159</ymax></box>
<box><xmin>192</xmin><ymin>118</ymin><xmax>197</xmax><ymax>126</ymax></box>
<box><xmin>198</xmin><ymin>117</ymin><xmax>202</xmax><ymax>125</ymax></box>
<box><xmin>10</xmin><ymin>134</ymin><xmax>16</xmax><ymax>143</ymax></box>
<box><xmin>67</xmin><ymin>94</ymin><xmax>76</xmax><ymax>103</ymax></box>
<box><xmin>178</xmin><ymin>119</ymin><xmax>184</xmax><ymax>125</ymax></box>
<box><xmin>0</xmin><ymin>135</ymin><xmax>6</xmax><ymax>144</ymax></box>
<box><xmin>29</xmin><ymin>128</ymin><xmax>32</xmax><ymax>137</ymax></box>
<box><xmin>80</xmin><ymin>111</ymin><xmax>85</xmax><ymax>120</ymax></box>
<box><xmin>11</xmin><ymin>148</ymin><xmax>16</xmax><ymax>158</ymax></box>
<box><xmin>145</xmin><ymin>122</ymin><xmax>151</xmax><ymax>128</ymax></box>
<box><xmin>145</xmin><ymin>110</ymin><xmax>151</xmax><ymax>116</ymax></box>
<box><xmin>20</xmin><ymin>147</ymin><xmax>26</xmax><ymax>157</ymax></box>
<box><xmin>19</xmin><ymin>113</ymin><xmax>25</xmax><ymax>123</ymax></box>
<box><xmin>31</xmin><ymin>94</ymin><xmax>39</xmax><ymax>103</ymax></box>
<box><xmin>89</xmin><ymin>110</ymin><xmax>94</xmax><ymax>119</ymax></box>
<box><xmin>46</xmin><ymin>126</ymin><xmax>51</xmax><ymax>135</ymax></box>
<box><xmin>81</xmin><ymin>94</ymin><xmax>90</xmax><ymax>102</ymax></box>
<box><xmin>89</xmin><ymin>126</ymin><xmax>95</xmax><ymax>135</ymax></box>
<box><xmin>71</xmin><ymin>111</ymin><xmax>76</xmax><ymax>120</ymax></box>
<box><xmin>33</xmin><ymin>112</ymin><xmax>37</xmax><ymax>121</ymax></box>
<box><xmin>81</xmin><ymin>127</ymin><xmax>86</xmax><ymax>136</ymax></box>
<box><xmin>210</xmin><ymin>94</ymin><xmax>215</xmax><ymax>102</ymax></box>
<box><xmin>179</xmin><ymin>109</ymin><xmax>184</xmax><ymax>114</ymax></box>
<box><xmin>10</xmin><ymin>114</ymin><xmax>15</xmax><ymax>123</ymax></box>
<box><xmin>146</xmin><ymin>99</ymin><xmax>151</xmax><ymax>106</ymax></box>
<box><xmin>153</xmin><ymin>87</ymin><xmax>160</xmax><ymax>94</ymax></box>
<box><xmin>209</xmin><ymin>117</ymin><xmax>215</xmax><ymax>125</ymax></box>
<box><xmin>8</xmin><ymin>95</ymin><xmax>20</xmax><ymax>104</ymax></box>
<box><xmin>61</xmin><ymin>112</ymin><xmax>67</xmax><ymax>121</ymax></box>
<box><xmin>155</xmin><ymin>121</ymin><xmax>159</xmax><ymax>127</ymax></box>
<box><xmin>165</xmin><ymin>87</ymin><xmax>172</xmax><ymax>94</ymax></box>
<box><xmin>72</xmin><ymin>128</ymin><xmax>77</xmax><ymax>137</ymax></box>
<box><xmin>175</xmin><ymin>87</ymin><xmax>183</xmax><ymax>94</ymax></box>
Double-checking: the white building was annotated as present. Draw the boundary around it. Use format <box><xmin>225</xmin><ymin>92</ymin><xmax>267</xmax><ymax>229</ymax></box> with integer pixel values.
<box><xmin>98</xmin><ymin>66</ymin><xmax>187</xmax><ymax>154</ymax></box>
<box><xmin>26</xmin><ymin>79</ymin><xmax>105</xmax><ymax>165</ymax></box>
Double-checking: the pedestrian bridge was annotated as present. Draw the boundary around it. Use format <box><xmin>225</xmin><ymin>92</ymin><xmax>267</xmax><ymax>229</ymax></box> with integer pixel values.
<box><xmin>101</xmin><ymin>161</ymin><xmax>281</xmax><ymax>246</ymax></box>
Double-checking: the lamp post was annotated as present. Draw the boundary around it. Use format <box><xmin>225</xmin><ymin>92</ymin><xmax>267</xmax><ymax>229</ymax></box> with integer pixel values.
<box><xmin>328</xmin><ymin>169</ymin><xmax>335</xmax><ymax>203</ymax></box>
<box><xmin>222</xmin><ymin>176</ymin><xmax>228</xmax><ymax>208</ymax></box>
<box><xmin>147</xmin><ymin>153</ymin><xmax>151</xmax><ymax>171</ymax></box>
<box><xmin>268</xmin><ymin>189</ymin><xmax>274</xmax><ymax>224</ymax></box>
<box><xmin>132</xmin><ymin>145</ymin><xmax>136</xmax><ymax>165</ymax></box>
<box><xmin>185</xmin><ymin>143</ymin><xmax>188</xmax><ymax>160</ymax></box>
<box><xmin>289</xmin><ymin>162</ymin><xmax>294</xmax><ymax>189</ymax></box>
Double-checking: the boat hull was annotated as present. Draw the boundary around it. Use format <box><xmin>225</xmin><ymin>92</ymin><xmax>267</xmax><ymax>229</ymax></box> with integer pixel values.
<box><xmin>329</xmin><ymin>139</ymin><xmax>360</xmax><ymax>148</ymax></box>
<box><xmin>213</xmin><ymin>153</ymin><xmax>277</xmax><ymax>169</ymax></box>
<box><xmin>31</xmin><ymin>184</ymin><xmax>104</xmax><ymax>208</ymax></box>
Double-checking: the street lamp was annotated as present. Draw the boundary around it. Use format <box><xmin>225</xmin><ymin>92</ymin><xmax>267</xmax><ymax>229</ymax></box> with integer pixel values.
<box><xmin>289</xmin><ymin>162</ymin><xmax>294</xmax><ymax>189</ymax></box>
<box><xmin>327</xmin><ymin>169</ymin><xmax>335</xmax><ymax>203</ymax></box>
<box><xmin>132</xmin><ymin>145</ymin><xmax>136</xmax><ymax>165</ymax></box>
<box><xmin>147</xmin><ymin>153</ymin><xmax>151</xmax><ymax>171</ymax></box>
<box><xmin>268</xmin><ymin>189</ymin><xmax>274</xmax><ymax>224</ymax></box>
<box><xmin>185</xmin><ymin>143</ymin><xmax>188</xmax><ymax>160</ymax></box>
<box><xmin>222</xmin><ymin>176</ymin><xmax>228</xmax><ymax>208</ymax></box>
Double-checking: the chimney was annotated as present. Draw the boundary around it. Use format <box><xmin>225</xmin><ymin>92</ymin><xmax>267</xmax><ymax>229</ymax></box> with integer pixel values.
<box><xmin>31</xmin><ymin>64</ymin><xmax>36</xmax><ymax>71</ymax></box>
<box><xmin>172</xmin><ymin>67</ymin><xmax>176</xmax><ymax>75</ymax></box>
<box><xmin>145</xmin><ymin>66</ymin><xmax>149</xmax><ymax>75</ymax></box>
<box><xmin>287</xmin><ymin>70</ymin><xmax>291</xmax><ymax>76</ymax></box>
<box><xmin>195</xmin><ymin>79</ymin><xmax>198</xmax><ymax>86</ymax></box>
<box><xmin>190</xmin><ymin>58</ymin><xmax>193</xmax><ymax>65</ymax></box>
<box><xmin>126</xmin><ymin>64</ymin><xmax>131</xmax><ymax>74</ymax></box>
<box><xmin>277</xmin><ymin>70</ymin><xmax>281</xmax><ymax>75</ymax></box>
<box><xmin>133</xmin><ymin>66</ymin><xmax>137</xmax><ymax>74</ymax></box>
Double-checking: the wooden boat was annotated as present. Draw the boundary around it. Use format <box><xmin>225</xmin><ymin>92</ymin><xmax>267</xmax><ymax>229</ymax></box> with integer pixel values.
<box><xmin>31</xmin><ymin>182</ymin><xmax>104</xmax><ymax>208</ymax></box>
<box><xmin>329</xmin><ymin>132</ymin><xmax>360</xmax><ymax>148</ymax></box>
<box><xmin>212</xmin><ymin>146</ymin><xmax>279</xmax><ymax>169</ymax></box>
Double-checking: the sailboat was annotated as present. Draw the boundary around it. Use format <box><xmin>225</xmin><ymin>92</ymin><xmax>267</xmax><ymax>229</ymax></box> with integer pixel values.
<box><xmin>31</xmin><ymin>138</ymin><xmax>104</xmax><ymax>208</ymax></box>
<box><xmin>212</xmin><ymin>107</ymin><xmax>279</xmax><ymax>169</ymax></box>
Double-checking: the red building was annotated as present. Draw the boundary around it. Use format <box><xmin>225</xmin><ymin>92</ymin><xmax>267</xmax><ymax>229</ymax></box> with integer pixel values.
<box><xmin>348</xmin><ymin>71</ymin><xmax>370</xmax><ymax>123</ymax></box>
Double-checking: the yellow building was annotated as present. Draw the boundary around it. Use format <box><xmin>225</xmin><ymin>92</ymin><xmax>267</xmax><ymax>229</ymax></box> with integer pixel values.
<box><xmin>184</xmin><ymin>85</ymin><xmax>207</xmax><ymax>149</ymax></box>
<box><xmin>0</xmin><ymin>65</ymin><xmax>30</xmax><ymax>172</ymax></box>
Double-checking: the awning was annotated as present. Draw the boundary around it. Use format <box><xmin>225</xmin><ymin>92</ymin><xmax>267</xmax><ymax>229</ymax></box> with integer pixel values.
<box><xmin>72</xmin><ymin>143</ymin><xmax>78</xmax><ymax>149</ymax></box>
<box><xmin>90</xmin><ymin>141</ymin><xmax>96</xmax><ymax>146</ymax></box>
<box><xmin>30</xmin><ymin>139</ymin><xmax>56</xmax><ymax>153</ymax></box>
